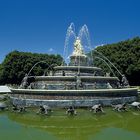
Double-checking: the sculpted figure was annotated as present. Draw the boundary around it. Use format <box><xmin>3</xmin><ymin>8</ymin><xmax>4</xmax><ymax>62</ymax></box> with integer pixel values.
<box><xmin>12</xmin><ymin>104</ymin><xmax>26</xmax><ymax>112</ymax></box>
<box><xmin>66</xmin><ymin>106</ymin><xmax>77</xmax><ymax>115</ymax></box>
<box><xmin>106</xmin><ymin>82</ymin><xmax>112</xmax><ymax>89</ymax></box>
<box><xmin>129</xmin><ymin>102</ymin><xmax>140</xmax><ymax>110</ymax></box>
<box><xmin>106</xmin><ymin>73</ymin><xmax>110</xmax><ymax>77</ymax></box>
<box><xmin>111</xmin><ymin>103</ymin><xmax>127</xmax><ymax>112</ymax></box>
<box><xmin>90</xmin><ymin>104</ymin><xmax>104</xmax><ymax>113</ymax></box>
<box><xmin>116</xmin><ymin>81</ymin><xmax>121</xmax><ymax>88</ymax></box>
<box><xmin>18</xmin><ymin>106</ymin><xmax>26</xmax><ymax>112</ymax></box>
<box><xmin>72</xmin><ymin>37</ymin><xmax>84</xmax><ymax>56</ymax></box>
<box><xmin>121</xmin><ymin>75</ymin><xmax>129</xmax><ymax>87</ymax></box>
<box><xmin>37</xmin><ymin>105</ymin><xmax>52</xmax><ymax>115</ymax></box>
<box><xmin>12</xmin><ymin>104</ymin><xmax>19</xmax><ymax>111</ymax></box>
<box><xmin>62</xmin><ymin>70</ymin><xmax>65</xmax><ymax>76</ymax></box>
<box><xmin>75</xmin><ymin>75</ymin><xmax>82</xmax><ymax>89</ymax></box>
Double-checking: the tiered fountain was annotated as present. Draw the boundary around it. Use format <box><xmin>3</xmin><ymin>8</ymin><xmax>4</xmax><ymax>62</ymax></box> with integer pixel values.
<box><xmin>10</xmin><ymin>23</ymin><xmax>138</xmax><ymax>107</ymax></box>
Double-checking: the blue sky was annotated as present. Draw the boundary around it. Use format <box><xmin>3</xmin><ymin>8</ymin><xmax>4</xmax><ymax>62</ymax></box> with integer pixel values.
<box><xmin>0</xmin><ymin>0</ymin><xmax>140</xmax><ymax>63</ymax></box>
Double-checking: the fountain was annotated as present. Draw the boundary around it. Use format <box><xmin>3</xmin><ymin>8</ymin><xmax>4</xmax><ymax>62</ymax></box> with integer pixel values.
<box><xmin>10</xmin><ymin>23</ymin><xmax>138</xmax><ymax>107</ymax></box>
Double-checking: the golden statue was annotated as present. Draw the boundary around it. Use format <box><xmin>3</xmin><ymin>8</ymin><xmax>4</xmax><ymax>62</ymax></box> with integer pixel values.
<box><xmin>72</xmin><ymin>37</ymin><xmax>85</xmax><ymax>56</ymax></box>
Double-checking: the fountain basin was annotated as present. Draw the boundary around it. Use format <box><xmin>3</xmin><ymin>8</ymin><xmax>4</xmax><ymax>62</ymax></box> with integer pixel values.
<box><xmin>34</xmin><ymin>76</ymin><xmax>119</xmax><ymax>82</ymax></box>
<box><xmin>54</xmin><ymin>66</ymin><xmax>101</xmax><ymax>71</ymax></box>
<box><xmin>10</xmin><ymin>88</ymin><xmax>138</xmax><ymax>107</ymax></box>
<box><xmin>12</xmin><ymin>24</ymin><xmax>138</xmax><ymax>108</ymax></box>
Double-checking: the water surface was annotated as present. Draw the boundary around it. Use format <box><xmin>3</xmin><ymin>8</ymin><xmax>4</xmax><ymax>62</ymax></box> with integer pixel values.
<box><xmin>0</xmin><ymin>108</ymin><xmax>140</xmax><ymax>140</ymax></box>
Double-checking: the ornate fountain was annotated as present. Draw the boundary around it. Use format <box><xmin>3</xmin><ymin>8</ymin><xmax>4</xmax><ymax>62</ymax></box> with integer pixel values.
<box><xmin>10</xmin><ymin>24</ymin><xmax>138</xmax><ymax>107</ymax></box>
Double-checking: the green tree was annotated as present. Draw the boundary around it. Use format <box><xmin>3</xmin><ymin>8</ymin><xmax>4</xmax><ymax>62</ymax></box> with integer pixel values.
<box><xmin>92</xmin><ymin>37</ymin><xmax>140</xmax><ymax>85</ymax></box>
<box><xmin>0</xmin><ymin>51</ymin><xmax>63</xmax><ymax>85</ymax></box>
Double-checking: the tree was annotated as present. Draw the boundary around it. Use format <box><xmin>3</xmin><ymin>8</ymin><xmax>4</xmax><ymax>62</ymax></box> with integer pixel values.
<box><xmin>0</xmin><ymin>51</ymin><xmax>63</xmax><ymax>85</ymax></box>
<box><xmin>92</xmin><ymin>37</ymin><xmax>140</xmax><ymax>85</ymax></box>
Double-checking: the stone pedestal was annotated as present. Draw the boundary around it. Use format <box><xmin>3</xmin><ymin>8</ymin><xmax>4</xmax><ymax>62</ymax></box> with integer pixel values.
<box><xmin>69</xmin><ymin>55</ymin><xmax>88</xmax><ymax>66</ymax></box>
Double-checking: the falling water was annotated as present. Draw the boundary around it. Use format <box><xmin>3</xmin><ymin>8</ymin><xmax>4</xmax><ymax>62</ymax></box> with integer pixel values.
<box><xmin>63</xmin><ymin>23</ymin><xmax>76</xmax><ymax>65</ymax></box>
<box><xmin>63</xmin><ymin>23</ymin><xmax>93</xmax><ymax>65</ymax></box>
<box><xmin>63</xmin><ymin>23</ymin><xmax>122</xmax><ymax>77</ymax></box>
<box><xmin>78</xmin><ymin>24</ymin><xmax>92</xmax><ymax>52</ymax></box>
<box><xmin>78</xmin><ymin>24</ymin><xmax>93</xmax><ymax>66</ymax></box>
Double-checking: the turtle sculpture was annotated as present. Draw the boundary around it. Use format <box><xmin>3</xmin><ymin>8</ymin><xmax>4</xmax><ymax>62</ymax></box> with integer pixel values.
<box><xmin>12</xmin><ymin>104</ymin><xmax>26</xmax><ymax>112</ymax></box>
<box><xmin>37</xmin><ymin>105</ymin><xmax>52</xmax><ymax>115</ymax></box>
<box><xmin>90</xmin><ymin>104</ymin><xmax>104</xmax><ymax>113</ymax></box>
<box><xmin>111</xmin><ymin>103</ymin><xmax>127</xmax><ymax>112</ymax></box>
<box><xmin>129</xmin><ymin>102</ymin><xmax>140</xmax><ymax>109</ymax></box>
<box><xmin>66</xmin><ymin>106</ymin><xmax>77</xmax><ymax>115</ymax></box>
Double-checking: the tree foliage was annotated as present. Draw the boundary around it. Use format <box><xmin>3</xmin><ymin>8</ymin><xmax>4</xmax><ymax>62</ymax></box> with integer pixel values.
<box><xmin>92</xmin><ymin>37</ymin><xmax>140</xmax><ymax>85</ymax></box>
<box><xmin>0</xmin><ymin>51</ymin><xmax>63</xmax><ymax>85</ymax></box>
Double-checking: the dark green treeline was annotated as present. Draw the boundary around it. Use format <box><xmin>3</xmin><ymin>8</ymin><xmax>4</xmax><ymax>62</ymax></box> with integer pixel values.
<box><xmin>93</xmin><ymin>37</ymin><xmax>140</xmax><ymax>85</ymax></box>
<box><xmin>0</xmin><ymin>51</ymin><xmax>63</xmax><ymax>85</ymax></box>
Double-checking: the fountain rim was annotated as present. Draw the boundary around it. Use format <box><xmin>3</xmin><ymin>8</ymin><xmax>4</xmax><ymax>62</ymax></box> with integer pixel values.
<box><xmin>54</xmin><ymin>66</ymin><xmax>102</xmax><ymax>71</ymax></box>
<box><xmin>10</xmin><ymin>87</ymin><xmax>138</xmax><ymax>94</ymax></box>
<box><xmin>33</xmin><ymin>76</ymin><xmax>119</xmax><ymax>82</ymax></box>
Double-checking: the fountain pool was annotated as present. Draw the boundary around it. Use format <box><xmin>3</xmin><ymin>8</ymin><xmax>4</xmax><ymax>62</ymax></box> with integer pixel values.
<box><xmin>1</xmin><ymin>108</ymin><xmax>140</xmax><ymax>140</ymax></box>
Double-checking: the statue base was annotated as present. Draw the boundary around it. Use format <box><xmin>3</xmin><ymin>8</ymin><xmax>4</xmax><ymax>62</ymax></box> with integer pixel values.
<box><xmin>69</xmin><ymin>55</ymin><xmax>88</xmax><ymax>66</ymax></box>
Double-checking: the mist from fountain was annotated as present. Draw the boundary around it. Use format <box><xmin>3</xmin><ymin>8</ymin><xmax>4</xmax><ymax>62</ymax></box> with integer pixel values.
<box><xmin>63</xmin><ymin>23</ymin><xmax>122</xmax><ymax>77</ymax></box>
<box><xmin>78</xmin><ymin>24</ymin><xmax>92</xmax><ymax>53</ymax></box>
<box><xmin>63</xmin><ymin>23</ymin><xmax>76</xmax><ymax>65</ymax></box>
<box><xmin>63</xmin><ymin>23</ymin><xmax>93</xmax><ymax>66</ymax></box>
